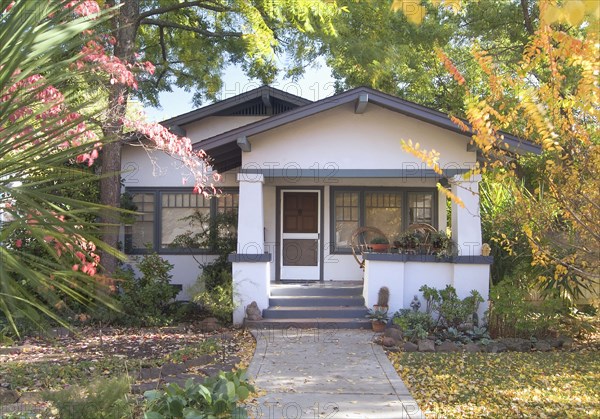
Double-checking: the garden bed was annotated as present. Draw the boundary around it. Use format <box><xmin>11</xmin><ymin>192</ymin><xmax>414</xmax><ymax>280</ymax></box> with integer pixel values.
<box><xmin>0</xmin><ymin>324</ymin><xmax>256</xmax><ymax>414</ymax></box>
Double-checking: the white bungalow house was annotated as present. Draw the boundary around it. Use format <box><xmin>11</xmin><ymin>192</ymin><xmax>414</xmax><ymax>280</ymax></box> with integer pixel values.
<box><xmin>121</xmin><ymin>86</ymin><xmax>538</xmax><ymax>326</ymax></box>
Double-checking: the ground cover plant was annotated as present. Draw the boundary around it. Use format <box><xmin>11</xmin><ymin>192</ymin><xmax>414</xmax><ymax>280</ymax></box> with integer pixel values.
<box><xmin>0</xmin><ymin>326</ymin><xmax>256</xmax><ymax>415</ymax></box>
<box><xmin>389</xmin><ymin>349</ymin><xmax>600</xmax><ymax>418</ymax></box>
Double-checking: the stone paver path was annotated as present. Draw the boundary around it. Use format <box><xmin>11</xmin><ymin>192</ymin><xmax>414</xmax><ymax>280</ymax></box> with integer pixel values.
<box><xmin>247</xmin><ymin>328</ymin><xmax>423</xmax><ymax>418</ymax></box>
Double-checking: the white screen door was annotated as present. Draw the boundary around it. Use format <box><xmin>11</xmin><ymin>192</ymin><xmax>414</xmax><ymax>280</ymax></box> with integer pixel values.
<box><xmin>280</xmin><ymin>190</ymin><xmax>320</xmax><ymax>281</ymax></box>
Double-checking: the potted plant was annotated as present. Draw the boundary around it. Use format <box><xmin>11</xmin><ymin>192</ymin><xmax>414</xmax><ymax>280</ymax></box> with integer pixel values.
<box><xmin>399</xmin><ymin>232</ymin><xmax>419</xmax><ymax>253</ymax></box>
<box><xmin>369</xmin><ymin>237</ymin><xmax>389</xmax><ymax>252</ymax></box>
<box><xmin>431</xmin><ymin>231</ymin><xmax>450</xmax><ymax>253</ymax></box>
<box><xmin>374</xmin><ymin>286</ymin><xmax>390</xmax><ymax>312</ymax></box>
<box><xmin>366</xmin><ymin>308</ymin><xmax>390</xmax><ymax>332</ymax></box>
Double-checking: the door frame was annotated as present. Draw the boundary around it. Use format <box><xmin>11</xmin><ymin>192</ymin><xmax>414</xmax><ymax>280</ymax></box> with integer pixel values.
<box><xmin>275</xmin><ymin>186</ymin><xmax>324</xmax><ymax>282</ymax></box>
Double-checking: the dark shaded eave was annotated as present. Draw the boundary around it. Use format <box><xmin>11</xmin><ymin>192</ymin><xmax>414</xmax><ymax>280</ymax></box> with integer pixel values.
<box><xmin>160</xmin><ymin>85</ymin><xmax>312</xmax><ymax>129</ymax></box>
<box><xmin>194</xmin><ymin>86</ymin><xmax>541</xmax><ymax>172</ymax></box>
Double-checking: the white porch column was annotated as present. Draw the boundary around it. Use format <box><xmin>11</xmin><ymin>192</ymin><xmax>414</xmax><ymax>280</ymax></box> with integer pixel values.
<box><xmin>230</xmin><ymin>173</ymin><xmax>270</xmax><ymax>325</ymax></box>
<box><xmin>237</xmin><ymin>173</ymin><xmax>265</xmax><ymax>253</ymax></box>
<box><xmin>450</xmin><ymin>174</ymin><xmax>483</xmax><ymax>257</ymax></box>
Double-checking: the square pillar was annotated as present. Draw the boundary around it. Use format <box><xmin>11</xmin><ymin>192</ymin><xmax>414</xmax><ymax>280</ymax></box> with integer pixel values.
<box><xmin>237</xmin><ymin>173</ymin><xmax>265</xmax><ymax>253</ymax></box>
<box><xmin>230</xmin><ymin>173</ymin><xmax>270</xmax><ymax>325</ymax></box>
<box><xmin>450</xmin><ymin>174</ymin><xmax>483</xmax><ymax>257</ymax></box>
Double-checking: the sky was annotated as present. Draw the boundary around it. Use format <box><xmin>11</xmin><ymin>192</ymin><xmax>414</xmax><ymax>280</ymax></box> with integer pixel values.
<box><xmin>144</xmin><ymin>59</ymin><xmax>336</xmax><ymax>122</ymax></box>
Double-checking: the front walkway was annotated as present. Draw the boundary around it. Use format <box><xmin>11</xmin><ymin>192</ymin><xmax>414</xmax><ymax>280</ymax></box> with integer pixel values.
<box><xmin>247</xmin><ymin>328</ymin><xmax>423</xmax><ymax>418</ymax></box>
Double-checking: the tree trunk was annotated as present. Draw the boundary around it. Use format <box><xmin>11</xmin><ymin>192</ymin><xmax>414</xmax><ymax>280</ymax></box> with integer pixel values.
<box><xmin>100</xmin><ymin>0</ymin><xmax>139</xmax><ymax>274</ymax></box>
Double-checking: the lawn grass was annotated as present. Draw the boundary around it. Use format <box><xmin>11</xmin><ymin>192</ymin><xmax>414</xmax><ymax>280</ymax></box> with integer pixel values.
<box><xmin>388</xmin><ymin>350</ymin><xmax>600</xmax><ymax>418</ymax></box>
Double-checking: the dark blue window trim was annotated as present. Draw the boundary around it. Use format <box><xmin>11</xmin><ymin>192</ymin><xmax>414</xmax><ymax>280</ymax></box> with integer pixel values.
<box><xmin>125</xmin><ymin>187</ymin><xmax>238</xmax><ymax>255</ymax></box>
<box><xmin>329</xmin><ymin>186</ymin><xmax>439</xmax><ymax>255</ymax></box>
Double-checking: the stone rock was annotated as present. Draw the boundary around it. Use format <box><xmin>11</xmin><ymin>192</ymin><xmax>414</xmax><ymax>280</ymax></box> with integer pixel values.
<box><xmin>534</xmin><ymin>340</ymin><xmax>552</xmax><ymax>352</ymax></box>
<box><xmin>558</xmin><ymin>335</ymin><xmax>573</xmax><ymax>349</ymax></box>
<box><xmin>418</xmin><ymin>339</ymin><xmax>435</xmax><ymax>353</ymax></box>
<box><xmin>245</xmin><ymin>301</ymin><xmax>263</xmax><ymax>321</ymax></box>
<box><xmin>0</xmin><ymin>388</ymin><xmax>19</xmax><ymax>404</ymax></box>
<box><xmin>138</xmin><ymin>367</ymin><xmax>162</xmax><ymax>381</ymax></box>
<box><xmin>161</xmin><ymin>326</ymin><xmax>187</xmax><ymax>334</ymax></box>
<box><xmin>17</xmin><ymin>391</ymin><xmax>43</xmax><ymax>404</ymax></box>
<box><xmin>0</xmin><ymin>346</ymin><xmax>22</xmax><ymax>355</ymax></box>
<box><xmin>382</xmin><ymin>336</ymin><xmax>398</xmax><ymax>348</ymax></box>
<box><xmin>545</xmin><ymin>338</ymin><xmax>562</xmax><ymax>349</ymax></box>
<box><xmin>49</xmin><ymin>327</ymin><xmax>71</xmax><ymax>338</ymax></box>
<box><xmin>219</xmin><ymin>332</ymin><xmax>235</xmax><ymax>342</ymax></box>
<box><xmin>500</xmin><ymin>338</ymin><xmax>531</xmax><ymax>352</ymax></box>
<box><xmin>403</xmin><ymin>342</ymin><xmax>419</xmax><ymax>352</ymax></box>
<box><xmin>131</xmin><ymin>382</ymin><xmax>158</xmax><ymax>395</ymax></box>
<box><xmin>161</xmin><ymin>363</ymin><xmax>186</xmax><ymax>377</ymax></box>
<box><xmin>184</xmin><ymin>355</ymin><xmax>213</xmax><ymax>368</ymax></box>
<box><xmin>199</xmin><ymin>317</ymin><xmax>220</xmax><ymax>332</ymax></box>
<box><xmin>464</xmin><ymin>343</ymin><xmax>483</xmax><ymax>353</ymax></box>
<box><xmin>436</xmin><ymin>341</ymin><xmax>459</xmax><ymax>353</ymax></box>
<box><xmin>384</xmin><ymin>327</ymin><xmax>403</xmax><ymax>341</ymax></box>
<box><xmin>487</xmin><ymin>341</ymin><xmax>507</xmax><ymax>353</ymax></box>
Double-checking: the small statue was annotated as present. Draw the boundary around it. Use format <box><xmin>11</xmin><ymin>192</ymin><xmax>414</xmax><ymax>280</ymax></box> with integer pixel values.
<box><xmin>481</xmin><ymin>243</ymin><xmax>491</xmax><ymax>256</ymax></box>
<box><xmin>410</xmin><ymin>295</ymin><xmax>421</xmax><ymax>312</ymax></box>
<box><xmin>245</xmin><ymin>301</ymin><xmax>262</xmax><ymax>321</ymax></box>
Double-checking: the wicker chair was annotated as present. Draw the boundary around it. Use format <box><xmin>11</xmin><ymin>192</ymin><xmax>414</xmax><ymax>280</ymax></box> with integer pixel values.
<box><xmin>407</xmin><ymin>223</ymin><xmax>437</xmax><ymax>254</ymax></box>
<box><xmin>350</xmin><ymin>226</ymin><xmax>389</xmax><ymax>269</ymax></box>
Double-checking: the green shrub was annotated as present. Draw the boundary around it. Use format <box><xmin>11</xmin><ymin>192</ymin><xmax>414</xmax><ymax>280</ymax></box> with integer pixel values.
<box><xmin>143</xmin><ymin>369</ymin><xmax>254</xmax><ymax>419</ymax></box>
<box><xmin>393</xmin><ymin>309</ymin><xmax>434</xmax><ymax>342</ymax></box>
<box><xmin>101</xmin><ymin>250</ymin><xmax>179</xmax><ymax>327</ymax></box>
<box><xmin>44</xmin><ymin>376</ymin><xmax>136</xmax><ymax>419</ymax></box>
<box><xmin>194</xmin><ymin>272</ymin><xmax>236</xmax><ymax>323</ymax></box>
<box><xmin>488</xmin><ymin>281</ymin><xmax>569</xmax><ymax>338</ymax></box>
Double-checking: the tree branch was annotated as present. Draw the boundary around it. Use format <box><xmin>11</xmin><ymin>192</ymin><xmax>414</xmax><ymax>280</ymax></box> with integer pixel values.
<box><xmin>140</xmin><ymin>18</ymin><xmax>242</xmax><ymax>38</ymax></box>
<box><xmin>159</xmin><ymin>26</ymin><xmax>167</xmax><ymax>62</ymax></box>
<box><xmin>520</xmin><ymin>0</ymin><xmax>535</xmax><ymax>35</ymax></box>
<box><xmin>137</xmin><ymin>1</ymin><xmax>231</xmax><ymax>22</ymax></box>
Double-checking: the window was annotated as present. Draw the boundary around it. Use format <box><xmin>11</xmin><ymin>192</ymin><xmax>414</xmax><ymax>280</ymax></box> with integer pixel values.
<box><xmin>161</xmin><ymin>192</ymin><xmax>210</xmax><ymax>249</ymax></box>
<box><xmin>332</xmin><ymin>188</ymin><xmax>436</xmax><ymax>252</ymax></box>
<box><xmin>125</xmin><ymin>188</ymin><xmax>238</xmax><ymax>254</ymax></box>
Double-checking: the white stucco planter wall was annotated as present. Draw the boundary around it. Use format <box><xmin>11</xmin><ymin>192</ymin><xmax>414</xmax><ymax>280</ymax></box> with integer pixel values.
<box><xmin>230</xmin><ymin>260</ymin><xmax>271</xmax><ymax>324</ymax></box>
<box><xmin>363</xmin><ymin>260</ymin><xmax>405</xmax><ymax>315</ymax></box>
<box><xmin>363</xmin><ymin>254</ymin><xmax>491</xmax><ymax>318</ymax></box>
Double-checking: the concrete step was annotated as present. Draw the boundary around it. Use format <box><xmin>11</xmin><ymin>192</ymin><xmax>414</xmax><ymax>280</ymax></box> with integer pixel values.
<box><xmin>263</xmin><ymin>306</ymin><xmax>368</xmax><ymax>319</ymax></box>
<box><xmin>244</xmin><ymin>318</ymin><xmax>373</xmax><ymax>329</ymax></box>
<box><xmin>270</xmin><ymin>284</ymin><xmax>363</xmax><ymax>297</ymax></box>
<box><xmin>269</xmin><ymin>295</ymin><xmax>365</xmax><ymax>307</ymax></box>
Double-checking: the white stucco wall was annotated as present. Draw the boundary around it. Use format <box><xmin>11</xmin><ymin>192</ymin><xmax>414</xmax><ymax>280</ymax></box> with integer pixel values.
<box><xmin>120</xmin><ymin>117</ymin><xmax>258</xmax><ymax>297</ymax></box>
<box><xmin>363</xmin><ymin>259</ymin><xmax>490</xmax><ymax>319</ymax></box>
<box><xmin>242</xmin><ymin>103</ymin><xmax>476</xmax><ymax>172</ymax></box>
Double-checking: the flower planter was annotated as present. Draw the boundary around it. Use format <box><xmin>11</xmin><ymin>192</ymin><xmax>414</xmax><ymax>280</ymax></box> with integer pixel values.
<box><xmin>372</xmin><ymin>320</ymin><xmax>386</xmax><ymax>332</ymax></box>
<box><xmin>369</xmin><ymin>244</ymin><xmax>390</xmax><ymax>253</ymax></box>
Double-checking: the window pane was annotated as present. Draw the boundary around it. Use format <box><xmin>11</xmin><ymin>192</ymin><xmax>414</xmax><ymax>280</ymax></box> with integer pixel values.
<box><xmin>217</xmin><ymin>192</ymin><xmax>239</xmax><ymax>214</ymax></box>
<box><xmin>334</xmin><ymin>191</ymin><xmax>359</xmax><ymax>248</ymax></box>
<box><xmin>408</xmin><ymin>192</ymin><xmax>434</xmax><ymax>225</ymax></box>
<box><xmin>129</xmin><ymin>193</ymin><xmax>155</xmax><ymax>251</ymax></box>
<box><xmin>161</xmin><ymin>192</ymin><xmax>210</xmax><ymax>249</ymax></box>
<box><xmin>364</xmin><ymin>192</ymin><xmax>402</xmax><ymax>242</ymax></box>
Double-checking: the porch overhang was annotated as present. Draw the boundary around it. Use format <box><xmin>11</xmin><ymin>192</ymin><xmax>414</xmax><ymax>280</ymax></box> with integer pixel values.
<box><xmin>237</xmin><ymin>168</ymin><xmax>470</xmax><ymax>179</ymax></box>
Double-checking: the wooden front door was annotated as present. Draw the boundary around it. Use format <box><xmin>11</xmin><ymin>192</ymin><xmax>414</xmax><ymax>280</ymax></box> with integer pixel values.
<box><xmin>280</xmin><ymin>190</ymin><xmax>320</xmax><ymax>281</ymax></box>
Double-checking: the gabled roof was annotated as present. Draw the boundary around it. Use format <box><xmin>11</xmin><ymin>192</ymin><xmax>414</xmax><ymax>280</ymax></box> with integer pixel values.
<box><xmin>192</xmin><ymin>86</ymin><xmax>540</xmax><ymax>173</ymax></box>
<box><xmin>160</xmin><ymin>85</ymin><xmax>312</xmax><ymax>133</ymax></box>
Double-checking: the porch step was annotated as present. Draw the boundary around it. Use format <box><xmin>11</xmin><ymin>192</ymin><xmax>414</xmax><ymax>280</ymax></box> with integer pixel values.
<box><xmin>270</xmin><ymin>282</ymin><xmax>363</xmax><ymax>297</ymax></box>
<box><xmin>244</xmin><ymin>318</ymin><xmax>372</xmax><ymax>329</ymax></box>
<box><xmin>263</xmin><ymin>306</ymin><xmax>368</xmax><ymax>319</ymax></box>
<box><xmin>269</xmin><ymin>295</ymin><xmax>365</xmax><ymax>307</ymax></box>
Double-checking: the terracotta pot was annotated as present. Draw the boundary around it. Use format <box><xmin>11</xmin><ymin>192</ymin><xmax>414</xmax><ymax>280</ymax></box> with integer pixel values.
<box><xmin>372</xmin><ymin>321</ymin><xmax>386</xmax><ymax>332</ymax></box>
<box><xmin>369</xmin><ymin>243</ymin><xmax>390</xmax><ymax>253</ymax></box>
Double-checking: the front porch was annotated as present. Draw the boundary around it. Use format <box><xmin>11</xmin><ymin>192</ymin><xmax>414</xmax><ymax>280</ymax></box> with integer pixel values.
<box><xmin>229</xmin><ymin>170</ymin><xmax>491</xmax><ymax>325</ymax></box>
